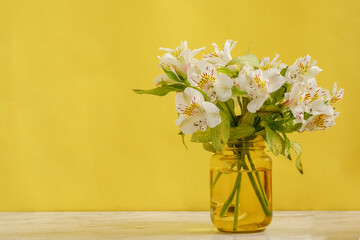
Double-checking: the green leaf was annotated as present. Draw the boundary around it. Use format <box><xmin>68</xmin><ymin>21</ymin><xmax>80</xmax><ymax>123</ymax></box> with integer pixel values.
<box><xmin>304</xmin><ymin>112</ymin><xmax>313</xmax><ymax>120</ymax></box>
<box><xmin>202</xmin><ymin>142</ymin><xmax>216</xmax><ymax>153</ymax></box>
<box><xmin>133</xmin><ymin>83</ymin><xmax>186</xmax><ymax>96</ymax></box>
<box><xmin>190</xmin><ymin>128</ymin><xmax>211</xmax><ymax>143</ymax></box>
<box><xmin>229</xmin><ymin>126</ymin><xmax>255</xmax><ymax>140</ymax></box>
<box><xmin>162</xmin><ymin>67</ymin><xmax>182</xmax><ymax>82</ymax></box>
<box><xmin>231</xmin><ymin>86</ymin><xmax>248</xmax><ymax>97</ymax></box>
<box><xmin>290</xmin><ymin>141</ymin><xmax>303</xmax><ymax>174</ymax></box>
<box><xmin>266</xmin><ymin>119</ymin><xmax>286</xmax><ymax>132</ymax></box>
<box><xmin>217</xmin><ymin>67</ymin><xmax>238</xmax><ymax>78</ymax></box>
<box><xmin>257</xmin><ymin>129</ymin><xmax>266</xmax><ymax>140</ymax></box>
<box><xmin>270</xmin><ymin>86</ymin><xmax>286</xmax><ymax>103</ymax></box>
<box><xmin>257</xmin><ymin>105</ymin><xmax>283</xmax><ymax>118</ymax></box>
<box><xmin>239</xmin><ymin>112</ymin><xmax>256</xmax><ymax>127</ymax></box>
<box><xmin>211</xmin><ymin>111</ymin><xmax>231</xmax><ymax>152</ymax></box>
<box><xmin>281</xmin><ymin>132</ymin><xmax>291</xmax><ymax>160</ymax></box>
<box><xmin>227</xmin><ymin>98</ymin><xmax>235</xmax><ymax>112</ymax></box>
<box><xmin>226</xmin><ymin>54</ymin><xmax>260</xmax><ymax>68</ymax></box>
<box><xmin>280</xmin><ymin>66</ymin><xmax>288</xmax><ymax>77</ymax></box>
<box><xmin>283</xmin><ymin>122</ymin><xmax>302</xmax><ymax>133</ymax></box>
<box><xmin>264</xmin><ymin>125</ymin><xmax>284</xmax><ymax>156</ymax></box>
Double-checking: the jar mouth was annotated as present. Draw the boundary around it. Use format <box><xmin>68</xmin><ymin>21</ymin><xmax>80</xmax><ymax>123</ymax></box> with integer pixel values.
<box><xmin>221</xmin><ymin>135</ymin><xmax>266</xmax><ymax>153</ymax></box>
<box><xmin>227</xmin><ymin>134</ymin><xmax>264</xmax><ymax>144</ymax></box>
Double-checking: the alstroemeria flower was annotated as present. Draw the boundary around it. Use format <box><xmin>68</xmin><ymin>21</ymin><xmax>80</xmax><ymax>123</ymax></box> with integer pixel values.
<box><xmin>260</xmin><ymin>54</ymin><xmax>285</xmax><ymax>71</ymax></box>
<box><xmin>299</xmin><ymin>112</ymin><xmax>339</xmax><ymax>132</ymax></box>
<box><xmin>283</xmin><ymin>80</ymin><xmax>333</xmax><ymax>123</ymax></box>
<box><xmin>188</xmin><ymin>61</ymin><xmax>233</xmax><ymax>102</ymax></box>
<box><xmin>175</xmin><ymin>87</ymin><xmax>221</xmax><ymax>134</ymax></box>
<box><xmin>159</xmin><ymin>41</ymin><xmax>205</xmax><ymax>79</ymax></box>
<box><xmin>202</xmin><ymin>39</ymin><xmax>237</xmax><ymax>67</ymax></box>
<box><xmin>286</xmin><ymin>55</ymin><xmax>322</xmax><ymax>84</ymax></box>
<box><xmin>236</xmin><ymin>66</ymin><xmax>285</xmax><ymax>113</ymax></box>
<box><xmin>329</xmin><ymin>82</ymin><xmax>344</xmax><ymax>106</ymax></box>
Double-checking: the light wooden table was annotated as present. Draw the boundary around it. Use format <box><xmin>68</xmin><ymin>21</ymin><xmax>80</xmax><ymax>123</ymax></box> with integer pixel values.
<box><xmin>0</xmin><ymin>211</ymin><xmax>359</xmax><ymax>239</ymax></box>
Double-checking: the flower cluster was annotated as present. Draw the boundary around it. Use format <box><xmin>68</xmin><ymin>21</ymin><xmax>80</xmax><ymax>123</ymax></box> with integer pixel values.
<box><xmin>134</xmin><ymin>40</ymin><xmax>344</xmax><ymax>173</ymax></box>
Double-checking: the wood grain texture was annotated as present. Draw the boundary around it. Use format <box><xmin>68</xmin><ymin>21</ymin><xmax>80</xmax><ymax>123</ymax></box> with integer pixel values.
<box><xmin>0</xmin><ymin>211</ymin><xmax>359</xmax><ymax>239</ymax></box>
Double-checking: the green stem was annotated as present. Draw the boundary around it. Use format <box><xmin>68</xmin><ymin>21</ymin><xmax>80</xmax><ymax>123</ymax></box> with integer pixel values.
<box><xmin>219</xmin><ymin>169</ymin><xmax>242</xmax><ymax>217</ymax></box>
<box><xmin>210</xmin><ymin>172</ymin><xmax>222</xmax><ymax>192</ymax></box>
<box><xmin>233</xmin><ymin>162</ymin><xmax>242</xmax><ymax>231</ymax></box>
<box><xmin>224</xmin><ymin>101</ymin><xmax>237</xmax><ymax>125</ymax></box>
<box><xmin>246</xmin><ymin>152</ymin><xmax>269</xmax><ymax>206</ymax></box>
<box><xmin>242</xmin><ymin>158</ymin><xmax>271</xmax><ymax>217</ymax></box>
<box><xmin>211</xmin><ymin>162</ymin><xmax>237</xmax><ymax>192</ymax></box>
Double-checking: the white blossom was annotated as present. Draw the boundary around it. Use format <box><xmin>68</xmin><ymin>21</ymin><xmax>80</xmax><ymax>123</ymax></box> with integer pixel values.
<box><xmin>202</xmin><ymin>39</ymin><xmax>237</xmax><ymax>67</ymax></box>
<box><xmin>329</xmin><ymin>82</ymin><xmax>344</xmax><ymax>106</ymax></box>
<box><xmin>159</xmin><ymin>41</ymin><xmax>205</xmax><ymax>79</ymax></box>
<box><xmin>235</xmin><ymin>64</ymin><xmax>285</xmax><ymax>112</ymax></box>
<box><xmin>175</xmin><ymin>88</ymin><xmax>221</xmax><ymax>134</ymax></box>
<box><xmin>188</xmin><ymin>61</ymin><xmax>233</xmax><ymax>102</ymax></box>
<box><xmin>300</xmin><ymin>112</ymin><xmax>339</xmax><ymax>132</ymax></box>
<box><xmin>286</xmin><ymin>55</ymin><xmax>322</xmax><ymax>84</ymax></box>
<box><xmin>283</xmin><ymin>79</ymin><xmax>333</xmax><ymax>123</ymax></box>
<box><xmin>260</xmin><ymin>53</ymin><xmax>285</xmax><ymax>71</ymax></box>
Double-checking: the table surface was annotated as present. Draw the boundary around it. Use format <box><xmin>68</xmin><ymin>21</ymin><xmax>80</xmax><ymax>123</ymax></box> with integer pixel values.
<box><xmin>0</xmin><ymin>211</ymin><xmax>359</xmax><ymax>240</ymax></box>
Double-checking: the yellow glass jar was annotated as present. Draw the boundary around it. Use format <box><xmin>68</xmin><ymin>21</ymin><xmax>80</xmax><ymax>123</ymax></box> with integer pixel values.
<box><xmin>210</xmin><ymin>135</ymin><xmax>272</xmax><ymax>233</ymax></box>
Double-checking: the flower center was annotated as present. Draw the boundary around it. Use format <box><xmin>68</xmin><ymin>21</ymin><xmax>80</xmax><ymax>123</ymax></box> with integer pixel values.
<box><xmin>171</xmin><ymin>49</ymin><xmax>182</xmax><ymax>58</ymax></box>
<box><xmin>183</xmin><ymin>102</ymin><xmax>201</xmax><ymax>117</ymax></box>
<box><xmin>299</xmin><ymin>61</ymin><xmax>311</xmax><ymax>75</ymax></box>
<box><xmin>314</xmin><ymin>114</ymin><xmax>326</xmax><ymax>128</ymax></box>
<box><xmin>254</xmin><ymin>75</ymin><xmax>267</xmax><ymax>89</ymax></box>
<box><xmin>198</xmin><ymin>73</ymin><xmax>216</xmax><ymax>90</ymax></box>
<box><xmin>208</xmin><ymin>52</ymin><xmax>219</xmax><ymax>58</ymax></box>
<box><xmin>261</xmin><ymin>60</ymin><xmax>272</xmax><ymax>71</ymax></box>
<box><xmin>330</xmin><ymin>94</ymin><xmax>341</xmax><ymax>105</ymax></box>
<box><xmin>310</xmin><ymin>91</ymin><xmax>320</xmax><ymax>102</ymax></box>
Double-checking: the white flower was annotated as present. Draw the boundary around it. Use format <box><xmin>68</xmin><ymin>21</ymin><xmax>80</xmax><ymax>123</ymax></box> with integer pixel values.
<box><xmin>235</xmin><ymin>65</ymin><xmax>285</xmax><ymax>113</ymax></box>
<box><xmin>188</xmin><ymin>61</ymin><xmax>233</xmax><ymax>102</ymax></box>
<box><xmin>286</xmin><ymin>55</ymin><xmax>322</xmax><ymax>84</ymax></box>
<box><xmin>329</xmin><ymin>82</ymin><xmax>344</xmax><ymax>105</ymax></box>
<box><xmin>260</xmin><ymin>54</ymin><xmax>284</xmax><ymax>71</ymax></box>
<box><xmin>159</xmin><ymin>41</ymin><xmax>205</xmax><ymax>79</ymax></box>
<box><xmin>283</xmin><ymin>80</ymin><xmax>333</xmax><ymax>123</ymax></box>
<box><xmin>299</xmin><ymin>112</ymin><xmax>339</xmax><ymax>132</ymax></box>
<box><xmin>175</xmin><ymin>88</ymin><xmax>221</xmax><ymax>134</ymax></box>
<box><xmin>202</xmin><ymin>39</ymin><xmax>237</xmax><ymax>67</ymax></box>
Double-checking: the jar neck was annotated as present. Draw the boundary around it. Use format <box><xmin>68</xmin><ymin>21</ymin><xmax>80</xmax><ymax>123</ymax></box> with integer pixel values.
<box><xmin>221</xmin><ymin>135</ymin><xmax>265</xmax><ymax>155</ymax></box>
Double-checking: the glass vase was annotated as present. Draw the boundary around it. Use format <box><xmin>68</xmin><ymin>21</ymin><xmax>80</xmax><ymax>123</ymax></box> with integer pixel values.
<box><xmin>210</xmin><ymin>135</ymin><xmax>272</xmax><ymax>233</ymax></box>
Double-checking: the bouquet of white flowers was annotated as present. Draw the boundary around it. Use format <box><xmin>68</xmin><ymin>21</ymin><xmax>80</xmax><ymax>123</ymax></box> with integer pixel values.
<box><xmin>134</xmin><ymin>40</ymin><xmax>344</xmax><ymax>232</ymax></box>
<box><xmin>134</xmin><ymin>40</ymin><xmax>343</xmax><ymax>172</ymax></box>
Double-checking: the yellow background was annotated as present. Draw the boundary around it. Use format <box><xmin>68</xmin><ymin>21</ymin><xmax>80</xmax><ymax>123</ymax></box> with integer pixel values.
<box><xmin>0</xmin><ymin>0</ymin><xmax>359</xmax><ymax>211</ymax></box>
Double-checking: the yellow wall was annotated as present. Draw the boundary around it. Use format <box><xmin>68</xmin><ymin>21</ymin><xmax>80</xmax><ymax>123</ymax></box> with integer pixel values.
<box><xmin>0</xmin><ymin>0</ymin><xmax>359</xmax><ymax>211</ymax></box>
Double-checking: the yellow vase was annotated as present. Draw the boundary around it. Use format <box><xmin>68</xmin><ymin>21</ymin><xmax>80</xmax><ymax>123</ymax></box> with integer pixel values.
<box><xmin>210</xmin><ymin>135</ymin><xmax>272</xmax><ymax>233</ymax></box>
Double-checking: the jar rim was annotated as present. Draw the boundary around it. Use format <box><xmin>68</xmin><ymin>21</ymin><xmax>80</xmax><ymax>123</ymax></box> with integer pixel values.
<box><xmin>227</xmin><ymin>134</ymin><xmax>264</xmax><ymax>144</ymax></box>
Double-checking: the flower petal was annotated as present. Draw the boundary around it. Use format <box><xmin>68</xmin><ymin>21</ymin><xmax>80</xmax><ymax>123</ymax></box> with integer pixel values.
<box><xmin>247</xmin><ymin>94</ymin><xmax>268</xmax><ymax>113</ymax></box>
<box><xmin>264</xmin><ymin>68</ymin><xmax>285</xmax><ymax>93</ymax></box>
<box><xmin>177</xmin><ymin>115</ymin><xmax>205</xmax><ymax>134</ymax></box>
<box><xmin>307</xmin><ymin>66</ymin><xmax>322</xmax><ymax>78</ymax></box>
<box><xmin>310</xmin><ymin>100</ymin><xmax>334</xmax><ymax>115</ymax></box>
<box><xmin>203</xmin><ymin>102</ymin><xmax>221</xmax><ymax>128</ymax></box>
<box><xmin>213</xmin><ymin>74</ymin><xmax>233</xmax><ymax>102</ymax></box>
